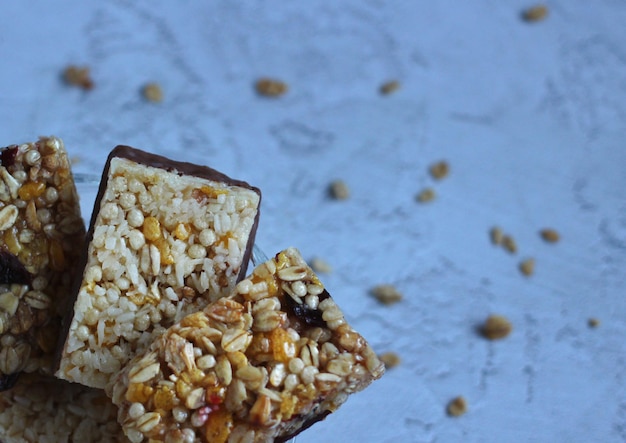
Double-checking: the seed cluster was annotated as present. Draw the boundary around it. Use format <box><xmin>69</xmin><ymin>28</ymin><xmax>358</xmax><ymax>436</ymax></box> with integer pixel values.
<box><xmin>57</xmin><ymin>155</ymin><xmax>260</xmax><ymax>389</ymax></box>
<box><xmin>109</xmin><ymin>248</ymin><xmax>384</xmax><ymax>443</ymax></box>
<box><xmin>0</xmin><ymin>137</ymin><xmax>85</xmax><ymax>385</ymax></box>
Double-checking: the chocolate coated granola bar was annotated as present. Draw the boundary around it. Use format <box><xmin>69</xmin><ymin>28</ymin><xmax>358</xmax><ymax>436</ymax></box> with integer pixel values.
<box><xmin>57</xmin><ymin>146</ymin><xmax>261</xmax><ymax>389</ymax></box>
<box><xmin>108</xmin><ymin>247</ymin><xmax>384</xmax><ymax>443</ymax></box>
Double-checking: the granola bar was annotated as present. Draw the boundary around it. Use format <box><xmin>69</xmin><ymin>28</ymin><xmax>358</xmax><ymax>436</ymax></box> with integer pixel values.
<box><xmin>0</xmin><ymin>373</ymin><xmax>127</xmax><ymax>443</ymax></box>
<box><xmin>108</xmin><ymin>247</ymin><xmax>384</xmax><ymax>443</ymax></box>
<box><xmin>56</xmin><ymin>146</ymin><xmax>261</xmax><ymax>389</ymax></box>
<box><xmin>0</xmin><ymin>137</ymin><xmax>85</xmax><ymax>390</ymax></box>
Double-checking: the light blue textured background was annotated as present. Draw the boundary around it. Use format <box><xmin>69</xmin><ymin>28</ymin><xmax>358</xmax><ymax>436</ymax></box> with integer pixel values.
<box><xmin>1</xmin><ymin>2</ymin><xmax>625</xmax><ymax>442</ymax></box>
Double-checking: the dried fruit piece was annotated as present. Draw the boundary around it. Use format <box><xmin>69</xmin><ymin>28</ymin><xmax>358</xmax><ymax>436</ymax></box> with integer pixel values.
<box><xmin>446</xmin><ymin>396</ymin><xmax>467</xmax><ymax>417</ymax></box>
<box><xmin>371</xmin><ymin>284</ymin><xmax>402</xmax><ymax>305</ymax></box>
<box><xmin>481</xmin><ymin>315</ymin><xmax>512</xmax><ymax>340</ymax></box>
<box><xmin>519</xmin><ymin>258</ymin><xmax>535</xmax><ymax>276</ymax></box>
<box><xmin>540</xmin><ymin>228</ymin><xmax>560</xmax><ymax>243</ymax></box>
<box><xmin>429</xmin><ymin>161</ymin><xmax>449</xmax><ymax>180</ymax></box>
<box><xmin>379</xmin><ymin>80</ymin><xmax>400</xmax><ymax>95</ymax></box>
<box><xmin>255</xmin><ymin>78</ymin><xmax>288</xmax><ymax>97</ymax></box>
<box><xmin>63</xmin><ymin>65</ymin><xmax>94</xmax><ymax>89</ymax></box>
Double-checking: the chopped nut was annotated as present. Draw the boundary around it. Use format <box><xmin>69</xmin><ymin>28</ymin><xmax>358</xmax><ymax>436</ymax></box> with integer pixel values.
<box><xmin>371</xmin><ymin>284</ymin><xmax>402</xmax><ymax>305</ymax></box>
<box><xmin>379</xmin><ymin>352</ymin><xmax>401</xmax><ymax>369</ymax></box>
<box><xmin>379</xmin><ymin>80</ymin><xmax>400</xmax><ymax>95</ymax></box>
<box><xmin>63</xmin><ymin>65</ymin><xmax>94</xmax><ymax>90</ymax></box>
<box><xmin>142</xmin><ymin>82</ymin><xmax>164</xmax><ymax>103</ymax></box>
<box><xmin>502</xmin><ymin>235</ymin><xmax>517</xmax><ymax>254</ymax></box>
<box><xmin>310</xmin><ymin>257</ymin><xmax>332</xmax><ymax>274</ymax></box>
<box><xmin>416</xmin><ymin>188</ymin><xmax>436</xmax><ymax>203</ymax></box>
<box><xmin>522</xmin><ymin>4</ymin><xmax>548</xmax><ymax>22</ymax></box>
<box><xmin>329</xmin><ymin>180</ymin><xmax>350</xmax><ymax>200</ymax></box>
<box><xmin>490</xmin><ymin>226</ymin><xmax>504</xmax><ymax>245</ymax></box>
<box><xmin>519</xmin><ymin>258</ymin><xmax>535</xmax><ymax>277</ymax></box>
<box><xmin>446</xmin><ymin>396</ymin><xmax>467</xmax><ymax>417</ymax></box>
<box><xmin>588</xmin><ymin>318</ymin><xmax>600</xmax><ymax>328</ymax></box>
<box><xmin>481</xmin><ymin>314</ymin><xmax>512</xmax><ymax>340</ymax></box>
<box><xmin>255</xmin><ymin>78</ymin><xmax>288</xmax><ymax>97</ymax></box>
<box><xmin>429</xmin><ymin>161</ymin><xmax>449</xmax><ymax>180</ymax></box>
<box><xmin>540</xmin><ymin>228</ymin><xmax>560</xmax><ymax>243</ymax></box>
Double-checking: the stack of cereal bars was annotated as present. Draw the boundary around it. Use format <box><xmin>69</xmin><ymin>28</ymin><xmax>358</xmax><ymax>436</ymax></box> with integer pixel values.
<box><xmin>0</xmin><ymin>138</ymin><xmax>384</xmax><ymax>443</ymax></box>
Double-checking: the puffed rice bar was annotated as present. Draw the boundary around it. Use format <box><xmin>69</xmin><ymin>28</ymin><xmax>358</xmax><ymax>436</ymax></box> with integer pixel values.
<box><xmin>108</xmin><ymin>247</ymin><xmax>384</xmax><ymax>443</ymax></box>
<box><xmin>57</xmin><ymin>146</ymin><xmax>261</xmax><ymax>389</ymax></box>
<box><xmin>0</xmin><ymin>136</ymin><xmax>85</xmax><ymax>390</ymax></box>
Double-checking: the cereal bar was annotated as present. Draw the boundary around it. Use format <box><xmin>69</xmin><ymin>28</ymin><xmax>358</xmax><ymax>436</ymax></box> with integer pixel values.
<box><xmin>56</xmin><ymin>146</ymin><xmax>261</xmax><ymax>389</ymax></box>
<box><xmin>0</xmin><ymin>136</ymin><xmax>85</xmax><ymax>390</ymax></box>
<box><xmin>0</xmin><ymin>373</ymin><xmax>127</xmax><ymax>443</ymax></box>
<box><xmin>108</xmin><ymin>247</ymin><xmax>384</xmax><ymax>443</ymax></box>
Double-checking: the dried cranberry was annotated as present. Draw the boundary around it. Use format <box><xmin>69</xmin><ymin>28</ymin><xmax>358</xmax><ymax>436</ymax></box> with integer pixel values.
<box><xmin>284</xmin><ymin>289</ymin><xmax>331</xmax><ymax>328</ymax></box>
<box><xmin>0</xmin><ymin>250</ymin><xmax>32</xmax><ymax>284</ymax></box>
<box><xmin>0</xmin><ymin>146</ymin><xmax>18</xmax><ymax>167</ymax></box>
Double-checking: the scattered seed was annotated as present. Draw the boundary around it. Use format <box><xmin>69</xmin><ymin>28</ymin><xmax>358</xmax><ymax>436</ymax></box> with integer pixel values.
<box><xmin>540</xmin><ymin>228</ymin><xmax>560</xmax><ymax>243</ymax></box>
<box><xmin>522</xmin><ymin>4</ymin><xmax>548</xmax><ymax>22</ymax></box>
<box><xmin>429</xmin><ymin>161</ymin><xmax>449</xmax><ymax>180</ymax></box>
<box><xmin>255</xmin><ymin>78</ymin><xmax>288</xmax><ymax>97</ymax></box>
<box><xmin>63</xmin><ymin>65</ymin><xmax>94</xmax><ymax>90</ymax></box>
<box><xmin>329</xmin><ymin>180</ymin><xmax>350</xmax><ymax>200</ymax></box>
<box><xmin>519</xmin><ymin>258</ymin><xmax>535</xmax><ymax>277</ymax></box>
<box><xmin>143</xmin><ymin>83</ymin><xmax>164</xmax><ymax>103</ymax></box>
<box><xmin>310</xmin><ymin>257</ymin><xmax>332</xmax><ymax>274</ymax></box>
<box><xmin>416</xmin><ymin>188</ymin><xmax>435</xmax><ymax>203</ymax></box>
<box><xmin>379</xmin><ymin>80</ymin><xmax>400</xmax><ymax>95</ymax></box>
<box><xmin>481</xmin><ymin>314</ymin><xmax>512</xmax><ymax>340</ymax></box>
<box><xmin>588</xmin><ymin>318</ymin><xmax>600</xmax><ymax>328</ymax></box>
<box><xmin>502</xmin><ymin>235</ymin><xmax>517</xmax><ymax>254</ymax></box>
<box><xmin>371</xmin><ymin>284</ymin><xmax>402</xmax><ymax>305</ymax></box>
<box><xmin>490</xmin><ymin>226</ymin><xmax>504</xmax><ymax>245</ymax></box>
<box><xmin>446</xmin><ymin>396</ymin><xmax>467</xmax><ymax>417</ymax></box>
<box><xmin>379</xmin><ymin>352</ymin><xmax>401</xmax><ymax>369</ymax></box>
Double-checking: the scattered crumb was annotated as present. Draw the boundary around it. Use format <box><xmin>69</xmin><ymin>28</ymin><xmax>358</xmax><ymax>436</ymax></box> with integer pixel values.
<box><xmin>70</xmin><ymin>156</ymin><xmax>81</xmax><ymax>165</ymax></box>
<box><xmin>519</xmin><ymin>258</ymin><xmax>535</xmax><ymax>277</ymax></box>
<box><xmin>446</xmin><ymin>396</ymin><xmax>468</xmax><ymax>417</ymax></box>
<box><xmin>255</xmin><ymin>78</ymin><xmax>288</xmax><ymax>97</ymax></box>
<box><xmin>379</xmin><ymin>352</ymin><xmax>401</xmax><ymax>369</ymax></box>
<box><xmin>329</xmin><ymin>180</ymin><xmax>350</xmax><ymax>200</ymax></box>
<box><xmin>540</xmin><ymin>228</ymin><xmax>560</xmax><ymax>243</ymax></box>
<box><xmin>481</xmin><ymin>314</ymin><xmax>512</xmax><ymax>340</ymax></box>
<box><xmin>502</xmin><ymin>235</ymin><xmax>517</xmax><ymax>254</ymax></box>
<box><xmin>63</xmin><ymin>65</ymin><xmax>94</xmax><ymax>90</ymax></box>
<box><xmin>371</xmin><ymin>284</ymin><xmax>403</xmax><ymax>305</ymax></box>
<box><xmin>588</xmin><ymin>318</ymin><xmax>600</xmax><ymax>328</ymax></box>
<box><xmin>379</xmin><ymin>80</ymin><xmax>400</xmax><ymax>95</ymax></box>
<box><xmin>522</xmin><ymin>4</ymin><xmax>549</xmax><ymax>22</ymax></box>
<box><xmin>490</xmin><ymin>226</ymin><xmax>503</xmax><ymax>245</ymax></box>
<box><xmin>416</xmin><ymin>187</ymin><xmax>436</xmax><ymax>203</ymax></box>
<box><xmin>143</xmin><ymin>82</ymin><xmax>164</xmax><ymax>103</ymax></box>
<box><xmin>310</xmin><ymin>257</ymin><xmax>332</xmax><ymax>274</ymax></box>
<box><xmin>429</xmin><ymin>161</ymin><xmax>450</xmax><ymax>180</ymax></box>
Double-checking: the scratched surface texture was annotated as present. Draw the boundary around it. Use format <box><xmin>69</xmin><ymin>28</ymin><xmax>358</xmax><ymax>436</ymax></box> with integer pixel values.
<box><xmin>1</xmin><ymin>1</ymin><xmax>625</xmax><ymax>442</ymax></box>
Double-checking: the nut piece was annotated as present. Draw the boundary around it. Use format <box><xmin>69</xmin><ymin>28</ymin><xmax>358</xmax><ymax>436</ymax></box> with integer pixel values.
<box><xmin>519</xmin><ymin>258</ymin><xmax>535</xmax><ymax>277</ymax></box>
<box><xmin>446</xmin><ymin>396</ymin><xmax>467</xmax><ymax>417</ymax></box>
<box><xmin>379</xmin><ymin>80</ymin><xmax>400</xmax><ymax>95</ymax></box>
<box><xmin>429</xmin><ymin>161</ymin><xmax>449</xmax><ymax>180</ymax></box>
<box><xmin>329</xmin><ymin>180</ymin><xmax>350</xmax><ymax>200</ymax></box>
<box><xmin>481</xmin><ymin>314</ymin><xmax>512</xmax><ymax>340</ymax></box>
<box><xmin>379</xmin><ymin>352</ymin><xmax>401</xmax><ymax>369</ymax></box>
<box><xmin>540</xmin><ymin>228</ymin><xmax>560</xmax><ymax>243</ymax></box>
<box><xmin>142</xmin><ymin>83</ymin><xmax>163</xmax><ymax>103</ymax></box>
<box><xmin>371</xmin><ymin>284</ymin><xmax>402</xmax><ymax>305</ymax></box>
<box><xmin>63</xmin><ymin>65</ymin><xmax>94</xmax><ymax>90</ymax></box>
<box><xmin>255</xmin><ymin>78</ymin><xmax>288</xmax><ymax>97</ymax></box>
<box><xmin>416</xmin><ymin>188</ymin><xmax>435</xmax><ymax>203</ymax></box>
<box><xmin>522</xmin><ymin>4</ymin><xmax>548</xmax><ymax>22</ymax></box>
